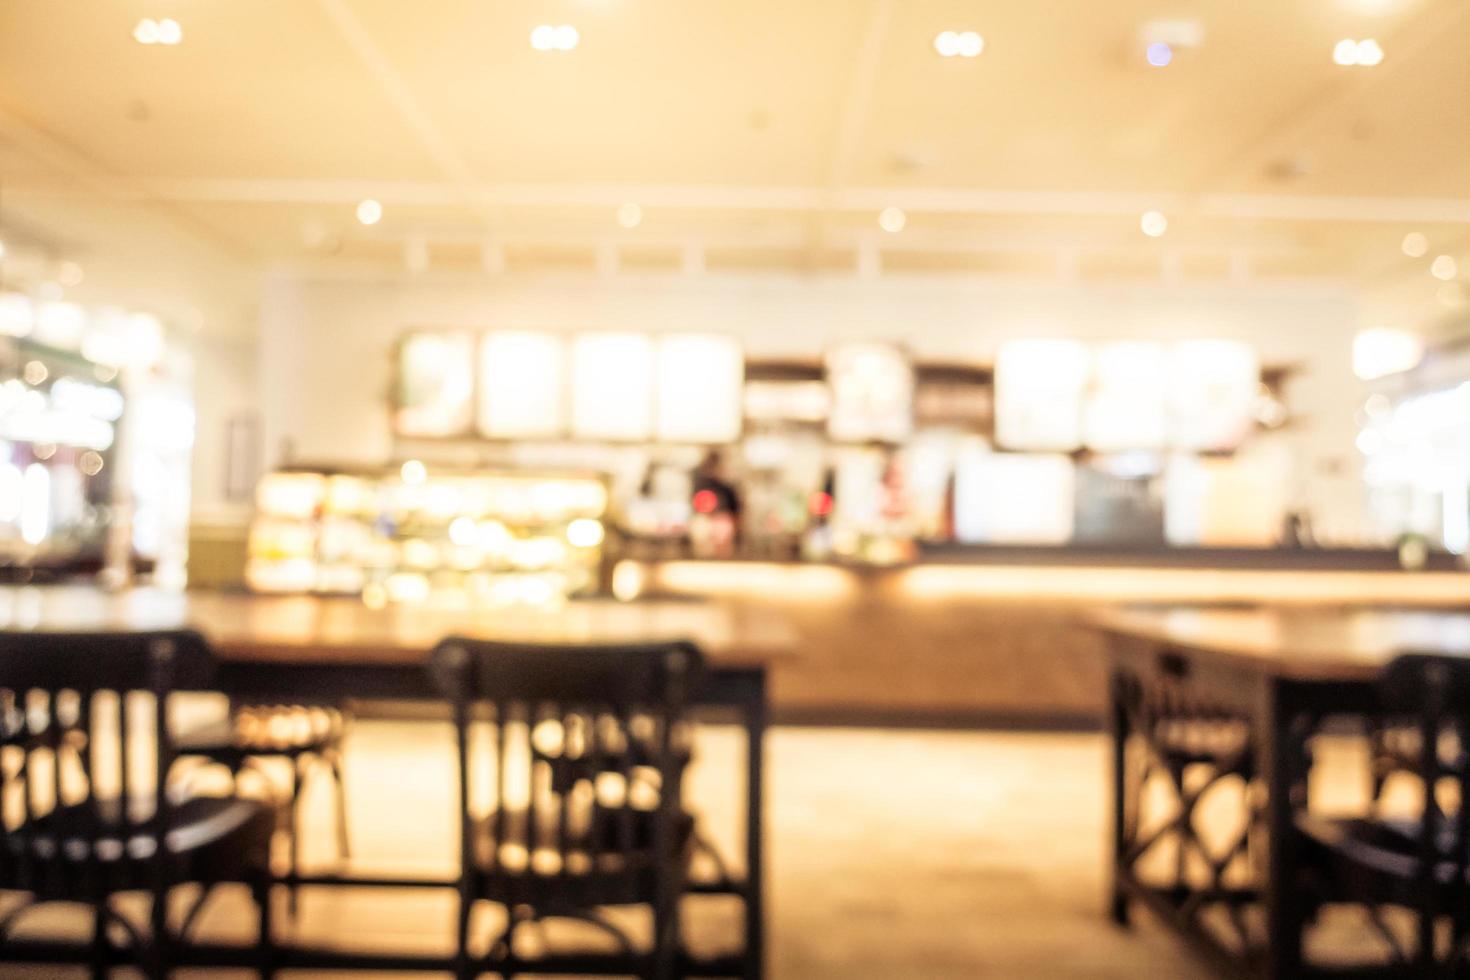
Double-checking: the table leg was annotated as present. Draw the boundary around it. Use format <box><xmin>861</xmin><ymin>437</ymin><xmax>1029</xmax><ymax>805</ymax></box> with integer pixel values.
<box><xmin>1107</xmin><ymin>667</ymin><xmax>1131</xmax><ymax>926</ymax></box>
<box><xmin>742</xmin><ymin>671</ymin><xmax>768</xmax><ymax>980</ymax></box>
<box><xmin>1257</xmin><ymin>679</ymin><xmax>1307</xmax><ymax>980</ymax></box>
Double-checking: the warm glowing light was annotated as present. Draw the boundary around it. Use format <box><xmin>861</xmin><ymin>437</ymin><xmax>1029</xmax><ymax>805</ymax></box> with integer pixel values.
<box><xmin>878</xmin><ymin>206</ymin><xmax>907</xmax><ymax>233</ymax></box>
<box><xmin>1140</xmin><ymin>210</ymin><xmax>1168</xmax><ymax>237</ymax></box>
<box><xmin>400</xmin><ymin>459</ymin><xmax>427</xmax><ymax>485</ymax></box>
<box><xmin>531</xmin><ymin>24</ymin><xmax>579</xmax><ymax>51</ymax></box>
<box><xmin>1334</xmin><ymin>38</ymin><xmax>1382</xmax><ymax>66</ymax></box>
<box><xmin>611</xmin><ymin>560</ymin><xmax>646</xmax><ymax>602</ymax></box>
<box><xmin>156</xmin><ymin>18</ymin><xmax>182</xmax><ymax>44</ymax></box>
<box><xmin>1353</xmin><ymin>327</ymin><xmax>1424</xmax><ymax>381</ymax></box>
<box><xmin>1356</xmin><ymin>428</ymin><xmax>1383</xmax><ymax>456</ymax></box>
<box><xmin>20</xmin><ymin>464</ymin><xmax>49</xmax><ymax>546</ymax></box>
<box><xmin>21</xmin><ymin>361</ymin><xmax>47</xmax><ymax>387</ymax></box>
<box><xmin>1402</xmin><ymin>232</ymin><xmax>1429</xmax><ymax>258</ymax></box>
<box><xmin>934</xmin><ymin>30</ymin><xmax>983</xmax><ymax>57</ymax></box>
<box><xmin>79</xmin><ymin>451</ymin><xmax>104</xmax><ymax>476</ymax></box>
<box><xmin>448</xmin><ymin>516</ymin><xmax>478</xmax><ymax>547</ymax></box>
<box><xmin>1146</xmin><ymin>42</ymin><xmax>1173</xmax><ymax>67</ymax></box>
<box><xmin>1431</xmin><ymin>255</ymin><xmax>1458</xmax><ymax>281</ymax></box>
<box><xmin>616</xmin><ymin>202</ymin><xmax>643</xmax><ymax>229</ymax></box>
<box><xmin>133</xmin><ymin>18</ymin><xmax>160</xmax><ymax>44</ymax></box>
<box><xmin>356</xmin><ymin>199</ymin><xmax>383</xmax><ymax>226</ymax></box>
<box><xmin>566</xmin><ymin>518</ymin><xmax>604</xmax><ymax>548</ymax></box>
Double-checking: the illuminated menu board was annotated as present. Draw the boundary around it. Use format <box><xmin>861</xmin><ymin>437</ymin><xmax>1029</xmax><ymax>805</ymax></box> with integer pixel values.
<box><xmin>570</xmin><ymin>333</ymin><xmax>656</xmax><ymax>440</ymax></box>
<box><xmin>997</xmin><ymin>338</ymin><xmax>1260</xmax><ymax>453</ymax></box>
<box><xmin>1167</xmin><ymin>341</ymin><xmax>1259</xmax><ymax>451</ymax></box>
<box><xmin>395</xmin><ymin>331</ymin><xmax>475</xmax><ymax>437</ymax></box>
<box><xmin>656</xmin><ymin>334</ymin><xmax>743</xmax><ymax>443</ymax></box>
<box><xmin>1084</xmin><ymin>342</ymin><xmax>1167</xmax><ymax>451</ymax></box>
<box><xmin>826</xmin><ymin>343</ymin><xmax>913</xmax><ymax>443</ymax></box>
<box><xmin>994</xmin><ymin>340</ymin><xmax>1089</xmax><ymax>451</ymax></box>
<box><xmin>478</xmin><ymin>331</ymin><xmax>566</xmax><ymax>438</ymax></box>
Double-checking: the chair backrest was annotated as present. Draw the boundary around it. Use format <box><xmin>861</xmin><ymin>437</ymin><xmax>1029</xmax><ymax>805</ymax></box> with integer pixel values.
<box><xmin>428</xmin><ymin>637</ymin><xmax>703</xmax><ymax>903</ymax></box>
<box><xmin>1377</xmin><ymin>653</ymin><xmax>1470</xmax><ymax>963</ymax></box>
<box><xmin>0</xmin><ymin>630</ymin><xmax>214</xmax><ymax>893</ymax></box>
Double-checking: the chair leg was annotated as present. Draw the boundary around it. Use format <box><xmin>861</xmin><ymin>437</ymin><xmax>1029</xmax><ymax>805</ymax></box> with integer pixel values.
<box><xmin>90</xmin><ymin>898</ymin><xmax>109</xmax><ymax>980</ymax></box>
<box><xmin>328</xmin><ymin>750</ymin><xmax>351</xmax><ymax>861</ymax></box>
<box><xmin>283</xmin><ymin>758</ymin><xmax>301</xmax><ymax>917</ymax></box>
<box><xmin>255</xmin><ymin>878</ymin><xmax>275</xmax><ymax>980</ymax></box>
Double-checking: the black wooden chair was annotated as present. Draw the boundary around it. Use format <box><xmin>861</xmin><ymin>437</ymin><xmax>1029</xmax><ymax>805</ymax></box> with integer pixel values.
<box><xmin>428</xmin><ymin>637</ymin><xmax>703</xmax><ymax>980</ymax></box>
<box><xmin>173</xmin><ymin>701</ymin><xmax>350</xmax><ymax>885</ymax></box>
<box><xmin>1296</xmin><ymin>654</ymin><xmax>1470</xmax><ymax>973</ymax></box>
<box><xmin>0</xmin><ymin>629</ymin><xmax>276</xmax><ymax>979</ymax></box>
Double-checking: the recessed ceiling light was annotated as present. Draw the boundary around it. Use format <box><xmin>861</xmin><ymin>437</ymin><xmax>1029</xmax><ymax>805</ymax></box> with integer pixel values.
<box><xmin>1402</xmin><ymin>232</ymin><xmax>1429</xmax><ymax>258</ymax></box>
<box><xmin>1140</xmin><ymin>210</ymin><xmax>1168</xmax><ymax>237</ymax></box>
<box><xmin>356</xmin><ymin>199</ymin><xmax>383</xmax><ymax>226</ymax></box>
<box><xmin>1145</xmin><ymin>42</ymin><xmax>1173</xmax><ymax>67</ymax></box>
<box><xmin>1431</xmin><ymin>255</ymin><xmax>1458</xmax><ymax>281</ymax></box>
<box><xmin>878</xmin><ymin>207</ymin><xmax>907</xmax><ymax>233</ymax></box>
<box><xmin>134</xmin><ymin>18</ymin><xmax>181</xmax><ymax>45</ymax></box>
<box><xmin>934</xmin><ymin>31</ymin><xmax>983</xmax><ymax>58</ymax></box>
<box><xmin>616</xmin><ymin>203</ymin><xmax>643</xmax><ymax>229</ymax></box>
<box><xmin>1334</xmin><ymin>38</ymin><xmax>1382</xmax><ymax>66</ymax></box>
<box><xmin>531</xmin><ymin>24</ymin><xmax>579</xmax><ymax>51</ymax></box>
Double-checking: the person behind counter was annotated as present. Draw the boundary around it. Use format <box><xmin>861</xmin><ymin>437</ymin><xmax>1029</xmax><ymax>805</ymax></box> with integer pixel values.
<box><xmin>690</xmin><ymin>449</ymin><xmax>742</xmax><ymax>558</ymax></box>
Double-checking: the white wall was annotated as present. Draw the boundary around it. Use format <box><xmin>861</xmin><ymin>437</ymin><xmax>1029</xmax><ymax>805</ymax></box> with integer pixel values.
<box><xmin>252</xmin><ymin>270</ymin><xmax>1371</xmax><ymax>540</ymax></box>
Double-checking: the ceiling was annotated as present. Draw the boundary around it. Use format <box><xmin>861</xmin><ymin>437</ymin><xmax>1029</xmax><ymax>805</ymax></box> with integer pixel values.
<box><xmin>2</xmin><ymin>0</ymin><xmax>1470</xmax><ymax>336</ymax></box>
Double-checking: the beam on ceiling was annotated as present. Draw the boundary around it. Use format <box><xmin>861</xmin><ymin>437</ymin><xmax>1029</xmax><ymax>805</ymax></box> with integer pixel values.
<box><xmin>50</xmin><ymin>177</ymin><xmax>1470</xmax><ymax>225</ymax></box>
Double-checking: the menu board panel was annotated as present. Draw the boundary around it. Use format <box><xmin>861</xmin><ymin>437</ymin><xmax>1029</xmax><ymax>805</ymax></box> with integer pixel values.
<box><xmin>826</xmin><ymin>343</ymin><xmax>913</xmax><ymax>443</ymax></box>
<box><xmin>478</xmin><ymin>331</ymin><xmax>566</xmax><ymax>438</ymax></box>
<box><xmin>1167</xmin><ymin>341</ymin><xmax>1259</xmax><ymax>451</ymax></box>
<box><xmin>656</xmin><ymin>334</ymin><xmax>743</xmax><ymax>443</ymax></box>
<box><xmin>1084</xmin><ymin>342</ymin><xmax>1167</xmax><ymax>451</ymax></box>
<box><xmin>570</xmin><ymin>333</ymin><xmax>655</xmax><ymax>440</ymax></box>
<box><xmin>395</xmin><ymin>331</ymin><xmax>475</xmax><ymax>437</ymax></box>
<box><xmin>994</xmin><ymin>339</ymin><xmax>1089</xmax><ymax>451</ymax></box>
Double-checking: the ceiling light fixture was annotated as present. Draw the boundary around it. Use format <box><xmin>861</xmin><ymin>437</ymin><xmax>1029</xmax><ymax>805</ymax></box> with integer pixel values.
<box><xmin>616</xmin><ymin>203</ymin><xmax>643</xmax><ymax>229</ymax></box>
<box><xmin>356</xmin><ymin>199</ymin><xmax>383</xmax><ymax>226</ymax></box>
<box><xmin>1334</xmin><ymin>38</ymin><xmax>1383</xmax><ymax>66</ymax></box>
<box><xmin>531</xmin><ymin>24</ymin><xmax>579</xmax><ymax>51</ymax></box>
<box><xmin>1145</xmin><ymin>42</ymin><xmax>1173</xmax><ymax>67</ymax></box>
<box><xmin>134</xmin><ymin>18</ymin><xmax>182</xmax><ymax>45</ymax></box>
<box><xmin>1140</xmin><ymin>210</ymin><xmax>1168</xmax><ymax>238</ymax></box>
<box><xmin>934</xmin><ymin>31</ymin><xmax>983</xmax><ymax>58</ymax></box>
<box><xmin>878</xmin><ymin>207</ymin><xmax>907</xmax><ymax>233</ymax></box>
<box><xmin>1401</xmin><ymin>232</ymin><xmax>1429</xmax><ymax>258</ymax></box>
<box><xmin>1431</xmin><ymin>255</ymin><xmax>1458</xmax><ymax>281</ymax></box>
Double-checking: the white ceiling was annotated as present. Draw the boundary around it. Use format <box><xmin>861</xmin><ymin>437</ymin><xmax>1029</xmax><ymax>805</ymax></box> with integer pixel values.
<box><xmin>2</xmin><ymin>0</ymin><xmax>1469</xmax><ymax>336</ymax></box>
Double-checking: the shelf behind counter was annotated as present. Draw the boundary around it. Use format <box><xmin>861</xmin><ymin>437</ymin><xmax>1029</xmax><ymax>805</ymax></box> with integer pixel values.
<box><xmin>614</xmin><ymin>545</ymin><xmax>1470</xmax><ymax>728</ymax></box>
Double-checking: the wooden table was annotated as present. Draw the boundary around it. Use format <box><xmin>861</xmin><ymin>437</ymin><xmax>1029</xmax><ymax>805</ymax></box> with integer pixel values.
<box><xmin>0</xmin><ymin>586</ymin><xmax>796</xmax><ymax>979</ymax></box>
<box><xmin>1090</xmin><ymin>604</ymin><xmax>1470</xmax><ymax>980</ymax></box>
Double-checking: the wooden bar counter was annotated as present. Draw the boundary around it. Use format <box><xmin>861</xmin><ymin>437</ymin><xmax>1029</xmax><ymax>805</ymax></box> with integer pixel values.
<box><xmin>617</xmin><ymin>553</ymin><xmax>1470</xmax><ymax>726</ymax></box>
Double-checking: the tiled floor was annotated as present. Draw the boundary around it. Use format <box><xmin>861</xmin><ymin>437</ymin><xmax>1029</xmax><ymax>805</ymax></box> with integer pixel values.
<box><xmin>3</xmin><ymin>722</ymin><xmax>1341</xmax><ymax>978</ymax></box>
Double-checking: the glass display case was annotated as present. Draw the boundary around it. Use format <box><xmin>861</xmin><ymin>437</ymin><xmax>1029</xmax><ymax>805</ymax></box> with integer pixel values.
<box><xmin>247</xmin><ymin>465</ymin><xmax>609</xmax><ymax>605</ymax></box>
